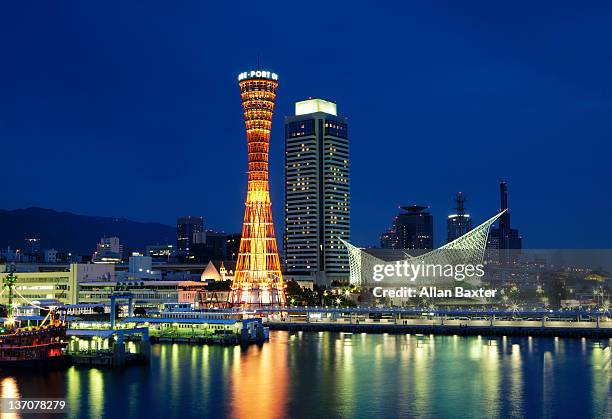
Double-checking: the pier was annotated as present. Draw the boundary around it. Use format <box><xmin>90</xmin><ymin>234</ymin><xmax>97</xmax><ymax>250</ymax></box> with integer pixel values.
<box><xmin>123</xmin><ymin>316</ymin><xmax>268</xmax><ymax>345</ymax></box>
<box><xmin>67</xmin><ymin>326</ymin><xmax>150</xmax><ymax>367</ymax></box>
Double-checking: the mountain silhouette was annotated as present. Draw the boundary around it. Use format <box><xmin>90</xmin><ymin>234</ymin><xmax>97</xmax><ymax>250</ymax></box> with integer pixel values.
<box><xmin>0</xmin><ymin>207</ymin><xmax>175</xmax><ymax>255</ymax></box>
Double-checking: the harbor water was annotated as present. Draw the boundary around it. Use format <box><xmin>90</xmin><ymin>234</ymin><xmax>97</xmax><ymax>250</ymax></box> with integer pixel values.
<box><xmin>0</xmin><ymin>331</ymin><xmax>610</xmax><ymax>418</ymax></box>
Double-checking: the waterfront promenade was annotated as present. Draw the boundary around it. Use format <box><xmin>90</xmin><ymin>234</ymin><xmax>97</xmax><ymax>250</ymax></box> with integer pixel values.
<box><xmin>261</xmin><ymin>308</ymin><xmax>612</xmax><ymax>338</ymax></box>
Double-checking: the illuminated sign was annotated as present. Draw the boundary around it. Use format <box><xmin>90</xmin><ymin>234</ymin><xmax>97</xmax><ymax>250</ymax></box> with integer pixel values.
<box><xmin>237</xmin><ymin>70</ymin><xmax>279</xmax><ymax>81</ymax></box>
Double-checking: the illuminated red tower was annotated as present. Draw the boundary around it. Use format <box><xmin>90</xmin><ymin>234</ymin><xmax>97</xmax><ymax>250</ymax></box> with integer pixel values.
<box><xmin>228</xmin><ymin>70</ymin><xmax>286</xmax><ymax>306</ymax></box>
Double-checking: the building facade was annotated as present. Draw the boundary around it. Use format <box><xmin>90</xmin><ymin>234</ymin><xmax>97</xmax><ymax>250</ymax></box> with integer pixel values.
<box><xmin>395</xmin><ymin>205</ymin><xmax>433</xmax><ymax>250</ymax></box>
<box><xmin>284</xmin><ymin>98</ymin><xmax>350</xmax><ymax>285</ymax></box>
<box><xmin>380</xmin><ymin>223</ymin><xmax>398</xmax><ymax>249</ymax></box>
<box><xmin>189</xmin><ymin>231</ymin><xmax>227</xmax><ymax>263</ymax></box>
<box><xmin>0</xmin><ymin>263</ymin><xmax>114</xmax><ymax>306</ymax></box>
<box><xmin>176</xmin><ymin>216</ymin><xmax>204</xmax><ymax>255</ymax></box>
<box><xmin>145</xmin><ymin>244</ymin><xmax>175</xmax><ymax>262</ymax></box>
<box><xmin>78</xmin><ymin>280</ymin><xmax>205</xmax><ymax>309</ymax></box>
<box><xmin>487</xmin><ymin>181</ymin><xmax>522</xmax><ymax>263</ymax></box>
<box><xmin>92</xmin><ymin>237</ymin><xmax>123</xmax><ymax>264</ymax></box>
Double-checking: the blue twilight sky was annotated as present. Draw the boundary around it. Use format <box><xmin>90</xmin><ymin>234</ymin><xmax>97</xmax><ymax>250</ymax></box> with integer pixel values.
<box><xmin>0</xmin><ymin>1</ymin><xmax>611</xmax><ymax>249</ymax></box>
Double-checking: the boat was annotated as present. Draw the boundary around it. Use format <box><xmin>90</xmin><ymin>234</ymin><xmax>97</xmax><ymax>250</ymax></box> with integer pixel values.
<box><xmin>0</xmin><ymin>267</ymin><xmax>68</xmax><ymax>368</ymax></box>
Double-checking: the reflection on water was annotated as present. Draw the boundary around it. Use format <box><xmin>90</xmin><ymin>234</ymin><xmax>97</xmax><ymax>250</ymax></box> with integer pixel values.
<box><xmin>1</xmin><ymin>377</ymin><xmax>20</xmax><ymax>419</ymax></box>
<box><xmin>66</xmin><ymin>367</ymin><xmax>80</xmax><ymax>418</ymax></box>
<box><xmin>0</xmin><ymin>333</ymin><xmax>610</xmax><ymax>418</ymax></box>
<box><xmin>230</xmin><ymin>338</ymin><xmax>288</xmax><ymax>419</ymax></box>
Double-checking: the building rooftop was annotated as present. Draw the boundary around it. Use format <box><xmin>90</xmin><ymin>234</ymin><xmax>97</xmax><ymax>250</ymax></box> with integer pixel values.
<box><xmin>295</xmin><ymin>98</ymin><xmax>337</xmax><ymax>116</ymax></box>
<box><xmin>124</xmin><ymin>316</ymin><xmax>239</xmax><ymax>325</ymax></box>
<box><xmin>79</xmin><ymin>280</ymin><xmax>204</xmax><ymax>286</ymax></box>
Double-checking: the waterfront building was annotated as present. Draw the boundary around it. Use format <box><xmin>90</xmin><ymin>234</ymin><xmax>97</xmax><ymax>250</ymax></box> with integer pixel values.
<box><xmin>0</xmin><ymin>263</ymin><xmax>114</xmax><ymax>305</ymax></box>
<box><xmin>343</xmin><ymin>211</ymin><xmax>504</xmax><ymax>287</ymax></box>
<box><xmin>176</xmin><ymin>216</ymin><xmax>204</xmax><ymax>255</ymax></box>
<box><xmin>447</xmin><ymin>192</ymin><xmax>473</xmax><ymax>243</ymax></box>
<box><xmin>395</xmin><ymin>205</ymin><xmax>434</xmax><ymax>250</ymax></box>
<box><xmin>14</xmin><ymin>302</ymin><xmax>108</xmax><ymax>317</ymax></box>
<box><xmin>284</xmin><ymin>98</ymin><xmax>350</xmax><ymax>285</ymax></box>
<box><xmin>228</xmin><ymin>70</ymin><xmax>285</xmax><ymax>306</ymax></box>
<box><xmin>92</xmin><ymin>237</ymin><xmax>123</xmax><ymax>264</ymax></box>
<box><xmin>0</xmin><ymin>270</ymin><xmax>77</xmax><ymax>305</ymax></box>
<box><xmin>122</xmin><ymin>305</ymin><xmax>265</xmax><ymax>342</ymax></box>
<box><xmin>78</xmin><ymin>280</ymin><xmax>205</xmax><ymax>309</ymax></box>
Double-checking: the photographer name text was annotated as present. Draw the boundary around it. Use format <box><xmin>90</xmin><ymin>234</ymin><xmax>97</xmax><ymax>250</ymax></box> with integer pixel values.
<box><xmin>373</xmin><ymin>286</ymin><xmax>498</xmax><ymax>299</ymax></box>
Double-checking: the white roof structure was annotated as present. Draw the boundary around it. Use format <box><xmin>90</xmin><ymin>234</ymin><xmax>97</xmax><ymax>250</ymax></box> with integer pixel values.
<box><xmin>201</xmin><ymin>261</ymin><xmax>221</xmax><ymax>282</ymax></box>
<box><xmin>341</xmin><ymin>211</ymin><xmax>505</xmax><ymax>287</ymax></box>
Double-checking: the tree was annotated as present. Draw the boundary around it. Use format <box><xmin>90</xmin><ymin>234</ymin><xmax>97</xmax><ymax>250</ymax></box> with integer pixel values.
<box><xmin>285</xmin><ymin>280</ymin><xmax>302</xmax><ymax>297</ymax></box>
<box><xmin>134</xmin><ymin>306</ymin><xmax>146</xmax><ymax>316</ymax></box>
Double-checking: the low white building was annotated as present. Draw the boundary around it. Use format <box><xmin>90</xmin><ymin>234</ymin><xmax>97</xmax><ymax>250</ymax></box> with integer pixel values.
<box><xmin>120</xmin><ymin>254</ymin><xmax>161</xmax><ymax>280</ymax></box>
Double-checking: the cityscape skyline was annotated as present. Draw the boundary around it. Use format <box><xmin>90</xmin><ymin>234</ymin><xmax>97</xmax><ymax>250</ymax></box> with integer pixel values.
<box><xmin>0</xmin><ymin>4</ymin><xmax>610</xmax><ymax>419</ymax></box>
<box><xmin>1</xmin><ymin>2</ymin><xmax>611</xmax><ymax>249</ymax></box>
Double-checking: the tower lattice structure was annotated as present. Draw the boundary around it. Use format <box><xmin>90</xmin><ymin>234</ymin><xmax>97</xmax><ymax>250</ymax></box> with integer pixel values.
<box><xmin>228</xmin><ymin>70</ymin><xmax>286</xmax><ymax>306</ymax></box>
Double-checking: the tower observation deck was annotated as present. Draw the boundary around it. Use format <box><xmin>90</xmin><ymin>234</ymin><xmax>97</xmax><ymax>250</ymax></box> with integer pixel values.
<box><xmin>228</xmin><ymin>70</ymin><xmax>286</xmax><ymax>306</ymax></box>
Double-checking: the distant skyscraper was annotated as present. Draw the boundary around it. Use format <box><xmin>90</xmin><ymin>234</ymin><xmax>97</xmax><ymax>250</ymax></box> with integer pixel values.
<box><xmin>447</xmin><ymin>192</ymin><xmax>473</xmax><ymax>243</ymax></box>
<box><xmin>176</xmin><ymin>216</ymin><xmax>204</xmax><ymax>254</ymax></box>
<box><xmin>395</xmin><ymin>205</ymin><xmax>433</xmax><ymax>250</ymax></box>
<box><xmin>284</xmin><ymin>98</ymin><xmax>350</xmax><ymax>284</ymax></box>
<box><xmin>380</xmin><ymin>223</ymin><xmax>398</xmax><ymax>249</ymax></box>
<box><xmin>487</xmin><ymin>181</ymin><xmax>522</xmax><ymax>262</ymax></box>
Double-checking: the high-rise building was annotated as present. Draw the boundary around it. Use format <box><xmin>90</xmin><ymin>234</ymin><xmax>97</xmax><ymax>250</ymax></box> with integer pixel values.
<box><xmin>284</xmin><ymin>98</ymin><xmax>350</xmax><ymax>285</ymax></box>
<box><xmin>487</xmin><ymin>181</ymin><xmax>522</xmax><ymax>262</ymax></box>
<box><xmin>189</xmin><ymin>230</ymin><xmax>227</xmax><ymax>262</ymax></box>
<box><xmin>176</xmin><ymin>216</ymin><xmax>204</xmax><ymax>254</ymax></box>
<box><xmin>228</xmin><ymin>69</ymin><xmax>285</xmax><ymax>306</ymax></box>
<box><xmin>395</xmin><ymin>205</ymin><xmax>433</xmax><ymax>250</ymax></box>
<box><xmin>447</xmin><ymin>192</ymin><xmax>473</xmax><ymax>243</ymax></box>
